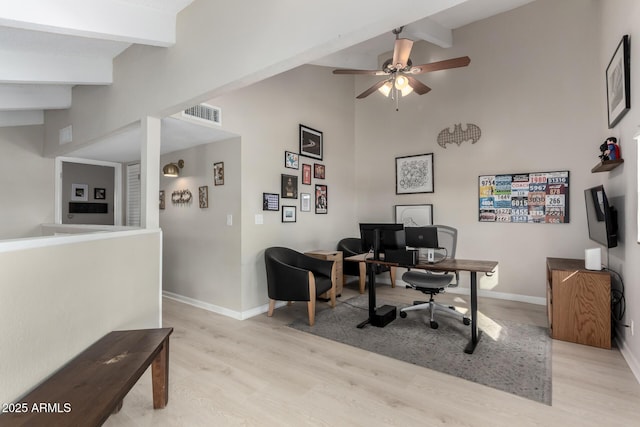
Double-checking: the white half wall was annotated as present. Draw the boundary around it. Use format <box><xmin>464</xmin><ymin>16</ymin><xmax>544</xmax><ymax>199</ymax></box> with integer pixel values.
<box><xmin>0</xmin><ymin>229</ymin><xmax>162</xmax><ymax>403</ymax></box>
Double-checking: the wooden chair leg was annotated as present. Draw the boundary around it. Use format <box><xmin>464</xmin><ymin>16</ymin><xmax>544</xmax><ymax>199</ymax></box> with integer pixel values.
<box><xmin>267</xmin><ymin>299</ymin><xmax>276</xmax><ymax>317</ymax></box>
<box><xmin>390</xmin><ymin>266</ymin><xmax>397</xmax><ymax>288</ymax></box>
<box><xmin>329</xmin><ymin>262</ymin><xmax>336</xmax><ymax>308</ymax></box>
<box><xmin>308</xmin><ymin>272</ymin><xmax>316</xmax><ymax>326</ymax></box>
<box><xmin>359</xmin><ymin>262</ymin><xmax>366</xmax><ymax>294</ymax></box>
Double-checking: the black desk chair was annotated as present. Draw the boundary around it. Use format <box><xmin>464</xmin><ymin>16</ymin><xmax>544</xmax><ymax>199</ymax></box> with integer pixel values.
<box><xmin>399</xmin><ymin>225</ymin><xmax>470</xmax><ymax>329</ymax></box>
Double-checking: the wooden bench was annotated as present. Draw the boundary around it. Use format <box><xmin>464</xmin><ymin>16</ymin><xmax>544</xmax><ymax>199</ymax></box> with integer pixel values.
<box><xmin>0</xmin><ymin>327</ymin><xmax>173</xmax><ymax>426</ymax></box>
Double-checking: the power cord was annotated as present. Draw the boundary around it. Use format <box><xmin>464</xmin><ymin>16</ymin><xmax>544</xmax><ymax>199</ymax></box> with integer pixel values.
<box><xmin>603</xmin><ymin>267</ymin><xmax>626</xmax><ymax>323</ymax></box>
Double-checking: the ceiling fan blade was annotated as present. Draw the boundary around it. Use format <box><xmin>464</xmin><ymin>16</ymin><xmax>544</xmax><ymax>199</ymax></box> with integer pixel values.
<box><xmin>406</xmin><ymin>76</ymin><xmax>431</xmax><ymax>95</ymax></box>
<box><xmin>409</xmin><ymin>56</ymin><xmax>471</xmax><ymax>74</ymax></box>
<box><xmin>356</xmin><ymin>79</ymin><xmax>389</xmax><ymax>99</ymax></box>
<box><xmin>333</xmin><ymin>68</ymin><xmax>388</xmax><ymax>76</ymax></box>
<box><xmin>392</xmin><ymin>38</ymin><xmax>414</xmax><ymax>69</ymax></box>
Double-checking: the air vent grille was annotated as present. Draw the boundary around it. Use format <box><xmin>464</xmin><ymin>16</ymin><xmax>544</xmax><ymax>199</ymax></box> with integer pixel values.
<box><xmin>182</xmin><ymin>104</ymin><xmax>221</xmax><ymax>126</ymax></box>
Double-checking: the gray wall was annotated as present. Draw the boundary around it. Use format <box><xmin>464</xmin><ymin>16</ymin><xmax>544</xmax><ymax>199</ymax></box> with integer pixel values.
<box><xmin>355</xmin><ymin>0</ymin><xmax>601</xmax><ymax>300</ymax></box>
<box><xmin>160</xmin><ymin>137</ymin><xmax>242</xmax><ymax>312</ymax></box>
<box><xmin>0</xmin><ymin>126</ymin><xmax>54</xmax><ymax>239</ymax></box>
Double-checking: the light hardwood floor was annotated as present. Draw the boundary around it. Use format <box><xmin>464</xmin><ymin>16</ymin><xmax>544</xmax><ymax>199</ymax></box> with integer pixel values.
<box><xmin>105</xmin><ymin>280</ymin><xmax>640</xmax><ymax>426</ymax></box>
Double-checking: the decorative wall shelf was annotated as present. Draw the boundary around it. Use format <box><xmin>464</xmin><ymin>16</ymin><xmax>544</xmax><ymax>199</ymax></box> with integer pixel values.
<box><xmin>591</xmin><ymin>158</ymin><xmax>624</xmax><ymax>173</ymax></box>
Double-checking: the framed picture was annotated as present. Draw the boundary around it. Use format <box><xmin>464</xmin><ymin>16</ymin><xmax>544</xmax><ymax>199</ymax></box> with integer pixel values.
<box><xmin>285</xmin><ymin>151</ymin><xmax>299</xmax><ymax>169</ymax></box>
<box><xmin>71</xmin><ymin>183</ymin><xmax>88</xmax><ymax>201</ymax></box>
<box><xmin>315</xmin><ymin>184</ymin><xmax>327</xmax><ymax>214</ymax></box>
<box><xmin>396</xmin><ymin>153</ymin><xmax>434</xmax><ymax>194</ymax></box>
<box><xmin>302</xmin><ymin>164</ymin><xmax>312</xmax><ymax>185</ymax></box>
<box><xmin>314</xmin><ymin>163</ymin><xmax>325</xmax><ymax>179</ymax></box>
<box><xmin>281</xmin><ymin>174</ymin><xmax>298</xmax><ymax>199</ymax></box>
<box><xmin>606</xmin><ymin>35</ymin><xmax>630</xmax><ymax>128</ymax></box>
<box><xmin>159</xmin><ymin>190</ymin><xmax>165</xmax><ymax>210</ymax></box>
<box><xmin>199</xmin><ymin>186</ymin><xmax>209</xmax><ymax>208</ymax></box>
<box><xmin>300</xmin><ymin>193</ymin><xmax>311</xmax><ymax>212</ymax></box>
<box><xmin>94</xmin><ymin>188</ymin><xmax>106</xmax><ymax>200</ymax></box>
<box><xmin>263</xmin><ymin>192</ymin><xmax>280</xmax><ymax>211</ymax></box>
<box><xmin>395</xmin><ymin>204</ymin><xmax>433</xmax><ymax>227</ymax></box>
<box><xmin>478</xmin><ymin>171</ymin><xmax>569</xmax><ymax>223</ymax></box>
<box><xmin>282</xmin><ymin>205</ymin><xmax>296</xmax><ymax>223</ymax></box>
<box><xmin>299</xmin><ymin>124</ymin><xmax>323</xmax><ymax>160</ymax></box>
<box><xmin>214</xmin><ymin>162</ymin><xmax>224</xmax><ymax>186</ymax></box>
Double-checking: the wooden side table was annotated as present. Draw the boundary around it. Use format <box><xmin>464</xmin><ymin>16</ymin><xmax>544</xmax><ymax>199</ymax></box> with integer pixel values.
<box><xmin>546</xmin><ymin>257</ymin><xmax>611</xmax><ymax>348</ymax></box>
<box><xmin>305</xmin><ymin>250</ymin><xmax>343</xmax><ymax>298</ymax></box>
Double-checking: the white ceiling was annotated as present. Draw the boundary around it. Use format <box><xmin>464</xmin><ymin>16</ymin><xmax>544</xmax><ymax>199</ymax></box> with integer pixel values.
<box><xmin>0</xmin><ymin>0</ymin><xmax>534</xmax><ymax>161</ymax></box>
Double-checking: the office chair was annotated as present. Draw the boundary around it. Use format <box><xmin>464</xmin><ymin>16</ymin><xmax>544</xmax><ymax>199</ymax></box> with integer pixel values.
<box><xmin>399</xmin><ymin>225</ymin><xmax>470</xmax><ymax>329</ymax></box>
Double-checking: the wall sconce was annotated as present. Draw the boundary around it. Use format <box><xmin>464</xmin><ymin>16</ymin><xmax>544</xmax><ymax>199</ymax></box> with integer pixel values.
<box><xmin>163</xmin><ymin>159</ymin><xmax>184</xmax><ymax>177</ymax></box>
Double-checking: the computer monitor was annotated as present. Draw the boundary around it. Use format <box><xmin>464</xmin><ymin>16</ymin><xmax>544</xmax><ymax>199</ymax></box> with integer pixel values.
<box><xmin>359</xmin><ymin>223</ymin><xmax>404</xmax><ymax>260</ymax></box>
<box><xmin>405</xmin><ymin>226</ymin><xmax>439</xmax><ymax>249</ymax></box>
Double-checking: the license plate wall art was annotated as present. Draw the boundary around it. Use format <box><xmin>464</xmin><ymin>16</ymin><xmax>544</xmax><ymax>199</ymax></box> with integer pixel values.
<box><xmin>478</xmin><ymin>171</ymin><xmax>569</xmax><ymax>223</ymax></box>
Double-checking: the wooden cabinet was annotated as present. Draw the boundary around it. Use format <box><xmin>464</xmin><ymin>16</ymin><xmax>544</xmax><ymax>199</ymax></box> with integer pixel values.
<box><xmin>305</xmin><ymin>250</ymin><xmax>343</xmax><ymax>298</ymax></box>
<box><xmin>546</xmin><ymin>257</ymin><xmax>611</xmax><ymax>349</ymax></box>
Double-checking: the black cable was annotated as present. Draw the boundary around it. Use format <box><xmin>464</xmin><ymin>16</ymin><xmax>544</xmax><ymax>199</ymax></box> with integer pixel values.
<box><xmin>603</xmin><ymin>267</ymin><xmax>626</xmax><ymax>322</ymax></box>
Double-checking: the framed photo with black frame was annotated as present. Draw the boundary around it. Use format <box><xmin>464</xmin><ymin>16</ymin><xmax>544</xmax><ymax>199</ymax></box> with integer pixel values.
<box><xmin>263</xmin><ymin>192</ymin><xmax>279</xmax><ymax>211</ymax></box>
<box><xmin>394</xmin><ymin>204</ymin><xmax>433</xmax><ymax>227</ymax></box>
<box><xmin>315</xmin><ymin>184</ymin><xmax>327</xmax><ymax>214</ymax></box>
<box><xmin>282</xmin><ymin>205</ymin><xmax>296</xmax><ymax>223</ymax></box>
<box><xmin>395</xmin><ymin>153</ymin><xmax>434</xmax><ymax>194</ymax></box>
<box><xmin>299</xmin><ymin>124</ymin><xmax>323</xmax><ymax>160</ymax></box>
<box><xmin>281</xmin><ymin>174</ymin><xmax>298</xmax><ymax>199</ymax></box>
<box><xmin>314</xmin><ymin>163</ymin><xmax>325</xmax><ymax>179</ymax></box>
<box><xmin>285</xmin><ymin>151</ymin><xmax>299</xmax><ymax>169</ymax></box>
<box><xmin>606</xmin><ymin>34</ymin><xmax>631</xmax><ymax>129</ymax></box>
<box><xmin>302</xmin><ymin>164</ymin><xmax>312</xmax><ymax>185</ymax></box>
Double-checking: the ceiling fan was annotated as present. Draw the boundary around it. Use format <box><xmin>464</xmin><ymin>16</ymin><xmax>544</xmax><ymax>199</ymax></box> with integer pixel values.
<box><xmin>333</xmin><ymin>27</ymin><xmax>470</xmax><ymax>101</ymax></box>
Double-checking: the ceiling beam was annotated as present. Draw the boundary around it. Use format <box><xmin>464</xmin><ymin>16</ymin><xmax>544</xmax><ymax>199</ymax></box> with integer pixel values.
<box><xmin>0</xmin><ymin>0</ymin><xmax>177</xmax><ymax>46</ymax></box>
<box><xmin>0</xmin><ymin>84</ymin><xmax>71</xmax><ymax>110</ymax></box>
<box><xmin>405</xmin><ymin>18</ymin><xmax>453</xmax><ymax>48</ymax></box>
<box><xmin>0</xmin><ymin>50</ymin><xmax>112</xmax><ymax>84</ymax></box>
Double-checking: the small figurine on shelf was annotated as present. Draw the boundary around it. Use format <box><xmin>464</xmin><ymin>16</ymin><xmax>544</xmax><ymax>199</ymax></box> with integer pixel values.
<box><xmin>598</xmin><ymin>137</ymin><xmax>621</xmax><ymax>161</ymax></box>
<box><xmin>599</xmin><ymin>142</ymin><xmax>609</xmax><ymax>161</ymax></box>
<box><xmin>606</xmin><ymin>137</ymin><xmax>620</xmax><ymax>160</ymax></box>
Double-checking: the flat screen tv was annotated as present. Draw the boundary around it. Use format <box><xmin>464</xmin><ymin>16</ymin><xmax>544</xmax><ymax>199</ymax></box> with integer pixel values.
<box><xmin>359</xmin><ymin>223</ymin><xmax>404</xmax><ymax>260</ymax></box>
<box><xmin>584</xmin><ymin>185</ymin><xmax>618</xmax><ymax>248</ymax></box>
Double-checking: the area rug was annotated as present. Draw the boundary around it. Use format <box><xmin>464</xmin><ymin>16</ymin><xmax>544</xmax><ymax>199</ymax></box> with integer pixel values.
<box><xmin>289</xmin><ymin>295</ymin><xmax>551</xmax><ymax>405</ymax></box>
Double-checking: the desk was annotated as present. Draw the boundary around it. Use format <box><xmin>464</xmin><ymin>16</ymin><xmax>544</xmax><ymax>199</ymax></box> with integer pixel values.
<box><xmin>347</xmin><ymin>254</ymin><xmax>498</xmax><ymax>354</ymax></box>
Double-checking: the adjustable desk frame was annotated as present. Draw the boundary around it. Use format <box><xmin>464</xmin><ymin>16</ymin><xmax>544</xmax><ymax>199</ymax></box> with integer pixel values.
<box><xmin>352</xmin><ymin>254</ymin><xmax>497</xmax><ymax>354</ymax></box>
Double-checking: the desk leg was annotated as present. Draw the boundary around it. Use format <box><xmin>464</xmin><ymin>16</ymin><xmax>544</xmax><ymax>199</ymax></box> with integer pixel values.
<box><xmin>464</xmin><ymin>272</ymin><xmax>482</xmax><ymax>354</ymax></box>
<box><xmin>357</xmin><ymin>263</ymin><xmax>376</xmax><ymax>328</ymax></box>
<box><xmin>358</xmin><ymin>262</ymin><xmax>366</xmax><ymax>294</ymax></box>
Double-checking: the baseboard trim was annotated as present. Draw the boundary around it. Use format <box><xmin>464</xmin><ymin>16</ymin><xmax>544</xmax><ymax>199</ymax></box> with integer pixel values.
<box><xmin>162</xmin><ymin>291</ymin><xmax>283</xmax><ymax>320</ymax></box>
<box><xmin>445</xmin><ymin>287</ymin><xmax>547</xmax><ymax>306</ymax></box>
<box><xmin>615</xmin><ymin>335</ymin><xmax>640</xmax><ymax>385</ymax></box>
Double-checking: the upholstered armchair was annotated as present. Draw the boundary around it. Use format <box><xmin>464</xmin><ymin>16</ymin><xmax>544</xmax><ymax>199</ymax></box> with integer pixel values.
<box><xmin>337</xmin><ymin>237</ymin><xmax>396</xmax><ymax>293</ymax></box>
<box><xmin>265</xmin><ymin>247</ymin><xmax>336</xmax><ymax>326</ymax></box>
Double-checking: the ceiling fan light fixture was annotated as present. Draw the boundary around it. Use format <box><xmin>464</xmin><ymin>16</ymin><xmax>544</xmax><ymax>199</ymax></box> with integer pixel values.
<box><xmin>394</xmin><ymin>75</ymin><xmax>409</xmax><ymax>90</ymax></box>
<box><xmin>400</xmin><ymin>85</ymin><xmax>414</xmax><ymax>97</ymax></box>
<box><xmin>378</xmin><ymin>81</ymin><xmax>393</xmax><ymax>97</ymax></box>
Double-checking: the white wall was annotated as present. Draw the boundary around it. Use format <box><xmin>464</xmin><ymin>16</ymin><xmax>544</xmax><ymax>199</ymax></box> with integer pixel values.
<box><xmin>208</xmin><ymin>64</ymin><xmax>357</xmax><ymax>312</ymax></box>
<box><xmin>0</xmin><ymin>229</ymin><xmax>162</xmax><ymax>403</ymax></box>
<box><xmin>599</xmin><ymin>0</ymin><xmax>640</xmax><ymax>380</ymax></box>
<box><xmin>355</xmin><ymin>0</ymin><xmax>601</xmax><ymax>299</ymax></box>
<box><xmin>0</xmin><ymin>126</ymin><xmax>54</xmax><ymax>239</ymax></box>
<box><xmin>160</xmin><ymin>137</ymin><xmax>242</xmax><ymax>312</ymax></box>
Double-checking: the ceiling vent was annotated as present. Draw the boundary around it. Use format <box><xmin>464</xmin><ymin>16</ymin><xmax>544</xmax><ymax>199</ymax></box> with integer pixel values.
<box><xmin>181</xmin><ymin>103</ymin><xmax>221</xmax><ymax>126</ymax></box>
